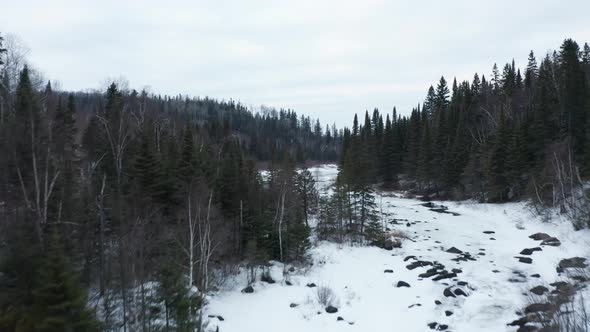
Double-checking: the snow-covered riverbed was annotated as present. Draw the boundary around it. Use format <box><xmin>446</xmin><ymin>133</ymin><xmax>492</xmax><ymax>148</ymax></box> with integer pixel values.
<box><xmin>205</xmin><ymin>165</ymin><xmax>590</xmax><ymax>332</ymax></box>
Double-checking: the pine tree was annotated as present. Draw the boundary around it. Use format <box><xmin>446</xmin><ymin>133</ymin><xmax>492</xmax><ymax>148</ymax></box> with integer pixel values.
<box><xmin>559</xmin><ymin>39</ymin><xmax>588</xmax><ymax>157</ymax></box>
<box><xmin>380</xmin><ymin>114</ymin><xmax>396</xmax><ymax>188</ymax></box>
<box><xmin>487</xmin><ymin>111</ymin><xmax>510</xmax><ymax>202</ymax></box>
<box><xmin>29</xmin><ymin>231</ymin><xmax>99</xmax><ymax>332</ymax></box>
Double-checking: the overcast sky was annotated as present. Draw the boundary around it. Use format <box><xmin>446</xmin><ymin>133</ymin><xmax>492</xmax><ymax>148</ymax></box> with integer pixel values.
<box><xmin>3</xmin><ymin>0</ymin><xmax>589</xmax><ymax>127</ymax></box>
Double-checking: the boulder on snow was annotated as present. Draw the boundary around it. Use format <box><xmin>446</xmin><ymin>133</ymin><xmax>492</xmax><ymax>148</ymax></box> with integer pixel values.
<box><xmin>396</xmin><ymin>281</ymin><xmax>411</xmax><ymax>288</ymax></box>
<box><xmin>443</xmin><ymin>287</ymin><xmax>456</xmax><ymax>298</ymax></box>
<box><xmin>261</xmin><ymin>273</ymin><xmax>275</xmax><ymax>284</ymax></box>
<box><xmin>525</xmin><ymin>303</ymin><xmax>554</xmax><ymax>314</ymax></box>
<box><xmin>445</xmin><ymin>247</ymin><xmax>463</xmax><ymax>254</ymax></box>
<box><xmin>337</xmin><ymin>316</ymin><xmax>344</xmax><ymax>321</ymax></box>
<box><xmin>434</xmin><ymin>300</ymin><xmax>442</xmax><ymax>305</ymax></box>
<box><xmin>406</xmin><ymin>260</ymin><xmax>433</xmax><ymax>270</ymax></box>
<box><xmin>432</xmin><ymin>272</ymin><xmax>457</xmax><ymax>281</ymax></box>
<box><xmin>558</xmin><ymin>257</ymin><xmax>587</xmax><ymax>269</ymax></box>
<box><xmin>529</xmin><ymin>233</ymin><xmax>551</xmax><ymax>241</ymax></box>
<box><xmin>483</xmin><ymin>230</ymin><xmax>495</xmax><ymax>234</ymax></box>
<box><xmin>384</xmin><ymin>269</ymin><xmax>394</xmax><ymax>273</ymax></box>
<box><xmin>325</xmin><ymin>305</ymin><xmax>338</xmax><ymax>314</ymax></box>
<box><xmin>508</xmin><ymin>317</ymin><xmax>528</xmax><ymax>327</ymax></box>
<box><xmin>242</xmin><ymin>286</ymin><xmax>254</xmax><ymax>293</ymax></box>
<box><xmin>453</xmin><ymin>288</ymin><xmax>468</xmax><ymax>297</ymax></box>
<box><xmin>541</xmin><ymin>237</ymin><xmax>561</xmax><ymax>247</ymax></box>
<box><xmin>530</xmin><ymin>286</ymin><xmax>549</xmax><ymax>295</ymax></box>
<box><xmin>520</xmin><ymin>247</ymin><xmax>542</xmax><ymax>255</ymax></box>
<box><xmin>289</xmin><ymin>303</ymin><xmax>299</xmax><ymax>308</ymax></box>
<box><xmin>445</xmin><ymin>310</ymin><xmax>453</xmax><ymax>316</ymax></box>
<box><xmin>516</xmin><ymin>257</ymin><xmax>533</xmax><ymax>264</ymax></box>
<box><xmin>306</xmin><ymin>283</ymin><xmax>317</xmax><ymax>288</ymax></box>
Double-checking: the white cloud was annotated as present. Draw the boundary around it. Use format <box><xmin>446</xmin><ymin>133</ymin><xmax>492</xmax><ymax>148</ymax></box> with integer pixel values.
<box><xmin>2</xmin><ymin>0</ymin><xmax>589</xmax><ymax>127</ymax></box>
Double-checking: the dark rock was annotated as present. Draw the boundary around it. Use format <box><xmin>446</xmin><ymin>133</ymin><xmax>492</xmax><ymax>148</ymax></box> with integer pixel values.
<box><xmin>558</xmin><ymin>257</ymin><xmax>587</xmax><ymax>269</ymax></box>
<box><xmin>285</xmin><ymin>280</ymin><xmax>292</xmax><ymax>286</ymax></box>
<box><xmin>397</xmin><ymin>281</ymin><xmax>411</xmax><ymax>288</ymax></box>
<box><xmin>337</xmin><ymin>316</ymin><xmax>344</xmax><ymax>321</ymax></box>
<box><xmin>437</xmin><ymin>324</ymin><xmax>449</xmax><ymax>330</ymax></box>
<box><xmin>550</xmin><ymin>282</ymin><xmax>573</xmax><ymax>294</ymax></box>
<box><xmin>490</xmin><ymin>237</ymin><xmax>496</xmax><ymax>240</ymax></box>
<box><xmin>517</xmin><ymin>257</ymin><xmax>533</xmax><ymax>264</ymax></box>
<box><xmin>445</xmin><ymin>310</ymin><xmax>453</xmax><ymax>316</ymax></box>
<box><xmin>454</xmin><ymin>288</ymin><xmax>468</xmax><ymax>297</ymax></box>
<box><xmin>530</xmin><ymin>274</ymin><xmax>541</xmax><ymax>278</ymax></box>
<box><xmin>288</xmin><ymin>266</ymin><xmax>296</xmax><ymax>272</ymax></box>
<box><xmin>406</xmin><ymin>260</ymin><xmax>433</xmax><ymax>270</ymax></box>
<box><xmin>529</xmin><ymin>233</ymin><xmax>551</xmax><ymax>241</ymax></box>
<box><xmin>457</xmin><ymin>281</ymin><xmax>468</xmax><ymax>286</ymax></box>
<box><xmin>525</xmin><ymin>303</ymin><xmax>553</xmax><ymax>313</ymax></box>
<box><xmin>306</xmin><ymin>283</ymin><xmax>317</xmax><ymax>288</ymax></box>
<box><xmin>452</xmin><ymin>268</ymin><xmax>463</xmax><ymax>274</ymax></box>
<box><xmin>325</xmin><ymin>305</ymin><xmax>338</xmax><ymax>314</ymax></box>
<box><xmin>242</xmin><ymin>286</ymin><xmax>254</xmax><ymax>293</ymax></box>
<box><xmin>520</xmin><ymin>247</ymin><xmax>542</xmax><ymax>255</ymax></box>
<box><xmin>508</xmin><ymin>317</ymin><xmax>528</xmax><ymax>327</ymax></box>
<box><xmin>384</xmin><ymin>269</ymin><xmax>394</xmax><ymax>273</ymax></box>
<box><xmin>217</xmin><ymin>316</ymin><xmax>224</xmax><ymax>321</ymax></box>
<box><xmin>443</xmin><ymin>287</ymin><xmax>456</xmax><ymax>298</ymax></box>
<box><xmin>445</xmin><ymin>247</ymin><xmax>463</xmax><ymax>254</ymax></box>
<box><xmin>404</xmin><ymin>255</ymin><xmax>416</xmax><ymax>262</ymax></box>
<box><xmin>541</xmin><ymin>237</ymin><xmax>561</xmax><ymax>247</ymax></box>
<box><xmin>427</xmin><ymin>322</ymin><xmax>438</xmax><ymax>329</ymax></box>
<box><xmin>483</xmin><ymin>231</ymin><xmax>495</xmax><ymax>234</ymax></box>
<box><xmin>492</xmin><ymin>269</ymin><xmax>500</xmax><ymax>273</ymax></box>
<box><xmin>433</xmin><ymin>272</ymin><xmax>457</xmax><ymax>281</ymax></box>
<box><xmin>261</xmin><ymin>274</ymin><xmax>275</xmax><ymax>284</ymax></box>
<box><xmin>290</xmin><ymin>303</ymin><xmax>299</xmax><ymax>308</ymax></box>
<box><xmin>419</xmin><ymin>270</ymin><xmax>439</xmax><ymax>278</ymax></box>
<box><xmin>530</xmin><ymin>286</ymin><xmax>549</xmax><ymax>295</ymax></box>
<box><xmin>434</xmin><ymin>300</ymin><xmax>442</xmax><ymax>305</ymax></box>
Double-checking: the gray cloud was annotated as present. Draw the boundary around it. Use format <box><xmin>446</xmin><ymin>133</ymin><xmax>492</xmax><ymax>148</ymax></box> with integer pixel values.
<box><xmin>3</xmin><ymin>0</ymin><xmax>589</xmax><ymax>126</ymax></box>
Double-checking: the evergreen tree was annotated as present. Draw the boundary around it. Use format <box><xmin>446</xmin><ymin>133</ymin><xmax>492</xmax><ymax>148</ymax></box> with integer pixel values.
<box><xmin>29</xmin><ymin>231</ymin><xmax>99</xmax><ymax>332</ymax></box>
<box><xmin>487</xmin><ymin>111</ymin><xmax>510</xmax><ymax>202</ymax></box>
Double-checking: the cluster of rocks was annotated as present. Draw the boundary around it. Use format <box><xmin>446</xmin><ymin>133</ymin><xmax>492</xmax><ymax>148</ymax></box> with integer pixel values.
<box><xmin>529</xmin><ymin>232</ymin><xmax>561</xmax><ymax>247</ymax></box>
<box><xmin>508</xmin><ymin>256</ymin><xmax>589</xmax><ymax>332</ymax></box>
<box><xmin>420</xmin><ymin>202</ymin><xmax>461</xmax><ymax>216</ymax></box>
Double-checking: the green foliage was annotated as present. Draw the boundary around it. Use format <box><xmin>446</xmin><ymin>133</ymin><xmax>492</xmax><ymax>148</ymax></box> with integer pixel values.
<box><xmin>29</xmin><ymin>232</ymin><xmax>99</xmax><ymax>332</ymax></box>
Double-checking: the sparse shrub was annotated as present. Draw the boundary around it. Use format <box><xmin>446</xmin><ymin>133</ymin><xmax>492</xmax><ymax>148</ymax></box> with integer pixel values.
<box><xmin>315</xmin><ymin>285</ymin><xmax>337</xmax><ymax>307</ymax></box>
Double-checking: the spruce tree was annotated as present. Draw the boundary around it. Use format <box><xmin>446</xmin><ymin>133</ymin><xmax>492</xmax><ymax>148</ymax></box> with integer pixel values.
<box><xmin>29</xmin><ymin>231</ymin><xmax>99</xmax><ymax>332</ymax></box>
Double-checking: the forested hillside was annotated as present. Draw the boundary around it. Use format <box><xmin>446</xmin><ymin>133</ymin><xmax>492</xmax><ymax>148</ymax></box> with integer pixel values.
<box><xmin>338</xmin><ymin>38</ymin><xmax>590</xmax><ymax>206</ymax></box>
<box><xmin>0</xmin><ymin>32</ymin><xmax>334</xmax><ymax>330</ymax></box>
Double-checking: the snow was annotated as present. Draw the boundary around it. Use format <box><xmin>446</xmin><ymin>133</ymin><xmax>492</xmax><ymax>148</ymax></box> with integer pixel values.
<box><xmin>205</xmin><ymin>164</ymin><xmax>590</xmax><ymax>332</ymax></box>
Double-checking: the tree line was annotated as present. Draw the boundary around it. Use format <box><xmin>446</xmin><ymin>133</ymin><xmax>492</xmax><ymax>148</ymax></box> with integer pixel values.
<box><xmin>0</xmin><ymin>33</ymin><xmax>326</xmax><ymax>331</ymax></box>
<box><xmin>316</xmin><ymin>38</ymin><xmax>590</xmax><ymax>247</ymax></box>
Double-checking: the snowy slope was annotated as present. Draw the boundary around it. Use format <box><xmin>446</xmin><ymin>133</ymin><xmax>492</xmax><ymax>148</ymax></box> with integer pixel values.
<box><xmin>205</xmin><ymin>164</ymin><xmax>590</xmax><ymax>332</ymax></box>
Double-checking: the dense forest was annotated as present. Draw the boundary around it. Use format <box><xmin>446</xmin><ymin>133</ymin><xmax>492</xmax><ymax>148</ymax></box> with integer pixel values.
<box><xmin>316</xmin><ymin>38</ymin><xmax>590</xmax><ymax>248</ymax></box>
<box><xmin>0</xmin><ymin>33</ymin><xmax>334</xmax><ymax>331</ymax></box>
<box><xmin>1</xmin><ymin>31</ymin><xmax>590</xmax><ymax>331</ymax></box>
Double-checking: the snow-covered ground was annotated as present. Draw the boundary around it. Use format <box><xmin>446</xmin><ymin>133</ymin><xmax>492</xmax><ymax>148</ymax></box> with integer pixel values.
<box><xmin>205</xmin><ymin>164</ymin><xmax>590</xmax><ymax>332</ymax></box>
